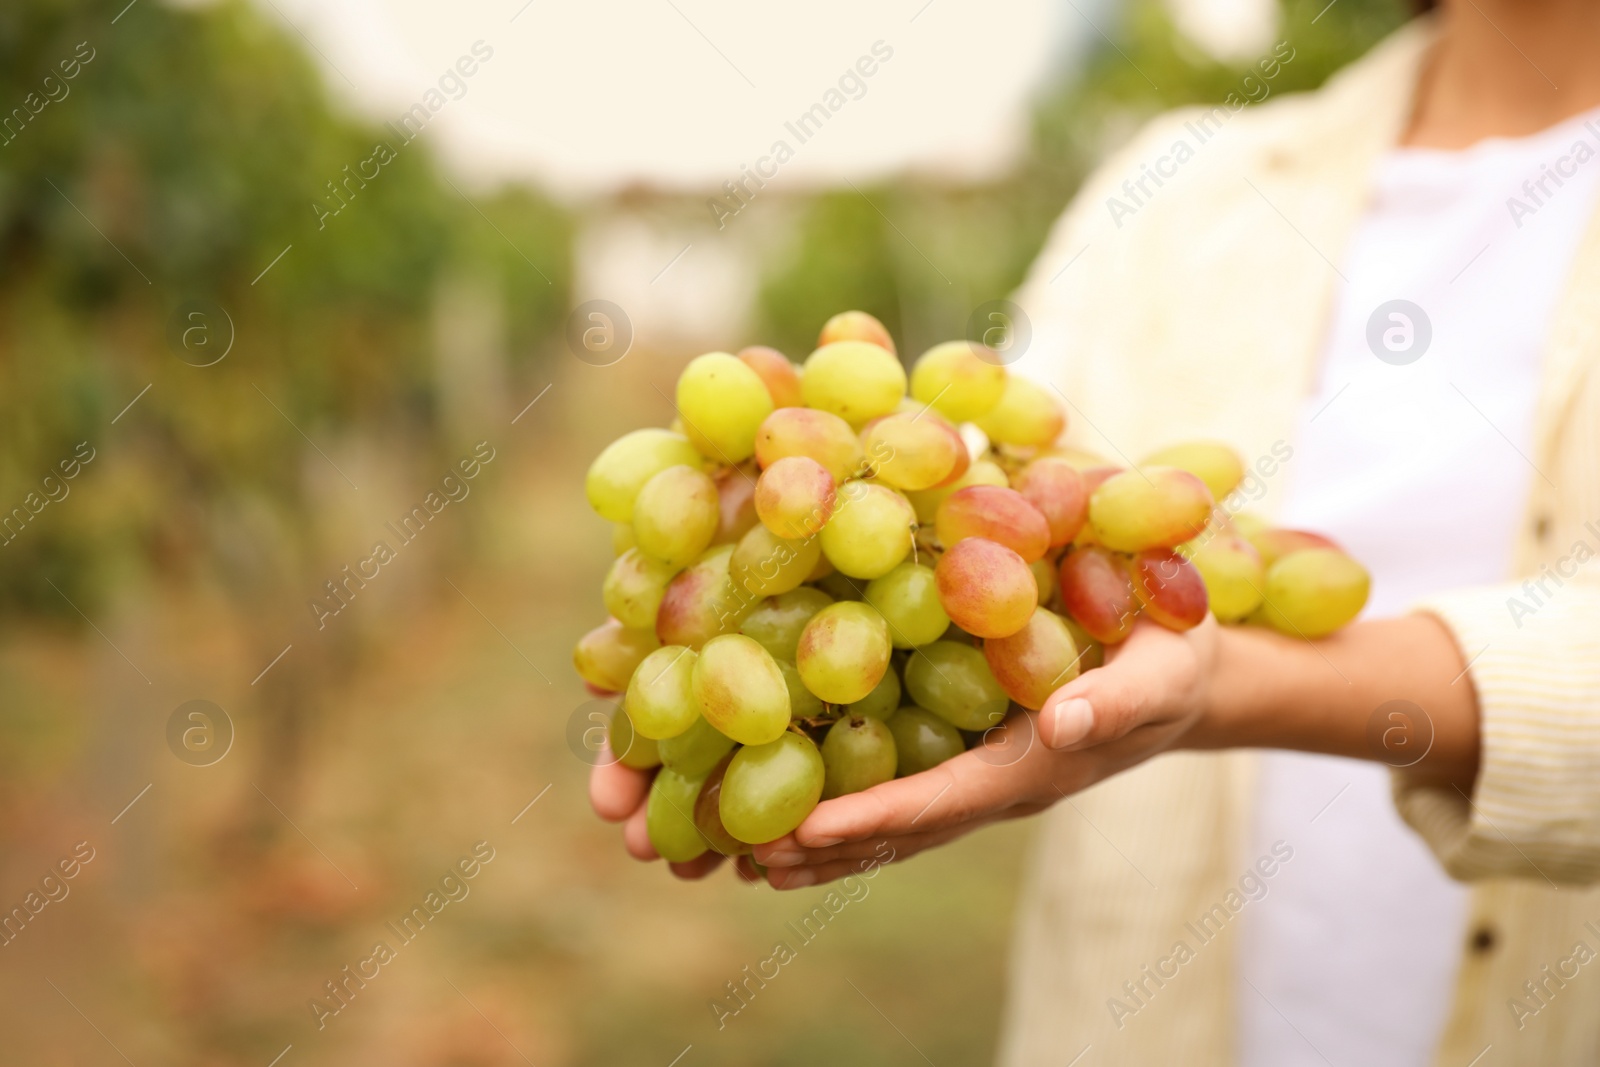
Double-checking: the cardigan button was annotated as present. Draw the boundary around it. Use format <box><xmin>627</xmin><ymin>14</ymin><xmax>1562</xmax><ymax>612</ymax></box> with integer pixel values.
<box><xmin>1533</xmin><ymin>514</ymin><xmax>1552</xmax><ymax>542</ymax></box>
<box><xmin>1469</xmin><ymin>925</ymin><xmax>1497</xmax><ymax>954</ymax></box>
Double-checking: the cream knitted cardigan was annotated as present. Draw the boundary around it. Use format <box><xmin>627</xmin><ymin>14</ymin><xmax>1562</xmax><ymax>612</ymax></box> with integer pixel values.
<box><xmin>999</xmin><ymin>18</ymin><xmax>1600</xmax><ymax>1067</ymax></box>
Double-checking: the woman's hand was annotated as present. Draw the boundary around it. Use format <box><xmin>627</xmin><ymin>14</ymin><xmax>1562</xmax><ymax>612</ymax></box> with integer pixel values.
<box><xmin>590</xmin><ymin>611</ymin><xmax>1478</xmax><ymax>890</ymax></box>
<box><xmin>750</xmin><ymin>616</ymin><xmax>1221</xmax><ymax>888</ymax></box>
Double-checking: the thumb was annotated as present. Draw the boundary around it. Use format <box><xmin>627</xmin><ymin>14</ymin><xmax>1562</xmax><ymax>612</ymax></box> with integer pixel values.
<box><xmin>1038</xmin><ymin>626</ymin><xmax>1173</xmax><ymax>751</ymax></box>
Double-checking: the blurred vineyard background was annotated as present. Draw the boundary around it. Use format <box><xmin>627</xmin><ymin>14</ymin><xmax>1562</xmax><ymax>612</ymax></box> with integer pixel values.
<box><xmin>0</xmin><ymin>0</ymin><xmax>1408</xmax><ymax>1062</ymax></box>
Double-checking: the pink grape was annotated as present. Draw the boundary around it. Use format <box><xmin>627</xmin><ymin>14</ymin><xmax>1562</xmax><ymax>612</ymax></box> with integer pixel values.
<box><xmin>983</xmin><ymin>606</ymin><xmax>1082</xmax><ymax>710</ymax></box>
<box><xmin>934</xmin><ymin>537</ymin><xmax>1036</xmax><ymax>639</ymax></box>
<box><xmin>1127</xmin><ymin>549</ymin><xmax>1209</xmax><ymax>631</ymax></box>
<box><xmin>754</xmin><ymin>456</ymin><xmax>836</xmax><ymax>538</ymax></box>
<box><xmin>1248</xmin><ymin>527</ymin><xmax>1342</xmax><ymax>569</ymax></box>
<box><xmin>1012</xmin><ymin>458</ymin><xmax>1088</xmax><ymax>547</ymax></box>
<box><xmin>573</xmin><ymin>619</ymin><xmax>661</xmax><ymax>692</ymax></box>
<box><xmin>655</xmin><ymin>545</ymin><xmax>753</xmax><ymax>648</ymax></box>
<box><xmin>711</xmin><ymin>465</ymin><xmax>760</xmax><ymax>546</ymax></box>
<box><xmin>818</xmin><ymin>309</ymin><xmax>896</xmax><ymax>354</ymax></box>
<box><xmin>693</xmin><ymin>753</ymin><xmax>752</xmax><ymax>857</ymax></box>
<box><xmin>1057</xmin><ymin>546</ymin><xmax>1139</xmax><ymax>644</ymax></box>
<box><xmin>935</xmin><ymin>485</ymin><xmax>1051</xmax><ymax>562</ymax></box>
<box><xmin>737</xmin><ymin>345</ymin><xmax>803</xmax><ymax>408</ymax></box>
<box><xmin>754</xmin><ymin>407</ymin><xmax>864</xmax><ymax>483</ymax></box>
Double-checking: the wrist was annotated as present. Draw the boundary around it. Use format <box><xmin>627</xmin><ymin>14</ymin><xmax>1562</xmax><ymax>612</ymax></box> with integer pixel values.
<box><xmin>1182</xmin><ymin>622</ymin><xmax>1257</xmax><ymax>751</ymax></box>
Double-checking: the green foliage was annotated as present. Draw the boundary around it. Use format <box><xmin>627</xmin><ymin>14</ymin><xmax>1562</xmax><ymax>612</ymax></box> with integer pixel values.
<box><xmin>0</xmin><ymin>0</ymin><xmax>572</xmax><ymax>613</ymax></box>
<box><xmin>756</xmin><ymin>0</ymin><xmax>1412</xmax><ymax>360</ymax></box>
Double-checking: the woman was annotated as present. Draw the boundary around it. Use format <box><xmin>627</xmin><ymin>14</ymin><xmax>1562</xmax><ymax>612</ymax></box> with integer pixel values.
<box><xmin>594</xmin><ymin>0</ymin><xmax>1600</xmax><ymax>1062</ymax></box>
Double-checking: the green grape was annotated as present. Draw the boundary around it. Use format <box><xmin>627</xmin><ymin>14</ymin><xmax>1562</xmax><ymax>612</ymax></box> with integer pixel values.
<box><xmin>796</xmin><ymin>601</ymin><xmax>892</xmax><ymax>705</ymax></box>
<box><xmin>1260</xmin><ymin>548</ymin><xmax>1370</xmax><ymax>637</ymax></box>
<box><xmin>821</xmin><ymin>716</ymin><xmax>898</xmax><ymax>798</ymax></box>
<box><xmin>1061</xmin><ymin>615</ymin><xmax>1105</xmax><ymax>671</ymax></box>
<box><xmin>1088</xmin><ymin>467</ymin><xmax>1214</xmax><ymax>552</ymax></box>
<box><xmin>909</xmin><ymin>341</ymin><xmax>1006</xmax><ymax>422</ymax></box>
<box><xmin>613</xmin><ymin>523</ymin><xmax>637</xmax><ymax>556</ymax></box>
<box><xmin>740</xmin><ymin>587</ymin><xmax>834</xmax><ymax>661</ymax></box>
<box><xmin>573</xmin><ymin>620</ymin><xmax>660</xmax><ymax>692</ymax></box>
<box><xmin>1186</xmin><ymin>534</ymin><xmax>1265</xmax><ymax>622</ymax></box>
<box><xmin>801</xmin><ymin>340</ymin><xmax>906</xmax><ymax>426</ymax></box>
<box><xmin>861</xmin><ymin>413</ymin><xmax>965</xmax><ymax>491</ymax></box>
<box><xmin>720</xmin><ymin>732</ymin><xmax>826</xmax><ymax>844</ymax></box>
<box><xmin>1029</xmin><ymin>557</ymin><xmax>1056</xmax><ymax>607</ymax></box>
<box><xmin>819</xmin><ymin>481</ymin><xmax>915</xmax><ymax>579</ymax></box>
<box><xmin>885</xmin><ymin>706</ymin><xmax>965</xmax><ymax>776</ymax></box>
<box><xmin>608</xmin><ymin>707</ymin><xmax>661</xmax><ymax>770</ymax></box>
<box><xmin>603</xmin><ymin>548</ymin><xmax>680</xmax><ymax>629</ymax></box>
<box><xmin>691</xmin><ymin>634</ymin><xmax>791</xmax><ymax>745</ymax></box>
<box><xmin>729</xmin><ymin>524</ymin><xmax>821</xmax><ymax>598</ymax></box>
<box><xmin>814</xmin><ymin>571</ymin><xmax>866</xmax><ymax>601</ymax></box>
<box><xmin>632</xmin><ymin>465</ymin><xmax>720</xmax><ymax>567</ymax></box>
<box><xmin>659</xmin><ymin>714</ymin><xmax>737</xmax><ymax>778</ymax></box>
<box><xmin>647</xmin><ymin>768</ymin><xmax>710</xmax><ymax>863</ymax></box>
<box><xmin>1141</xmin><ymin>441</ymin><xmax>1245</xmax><ymax>501</ymax></box>
<box><xmin>624</xmin><ymin>646</ymin><xmax>699</xmax><ymax>739</ymax></box>
<box><xmin>778</xmin><ymin>659</ymin><xmax>825</xmax><ymax>720</ymax></box>
<box><xmin>903</xmin><ymin>640</ymin><xmax>1009</xmax><ymax>730</ymax></box>
<box><xmin>586</xmin><ymin>428</ymin><xmax>704</xmax><ymax>523</ymax></box>
<box><xmin>865</xmin><ymin>562</ymin><xmax>950</xmax><ymax>648</ymax></box>
<box><xmin>694</xmin><ymin>753</ymin><xmax>752</xmax><ymax>856</ymax></box>
<box><xmin>846</xmin><ymin>666</ymin><xmax>901</xmax><ymax>721</ymax></box>
<box><xmin>972</xmin><ymin>376</ymin><xmax>1065</xmax><ymax>448</ymax></box>
<box><xmin>676</xmin><ymin>352</ymin><xmax>774</xmax><ymax>462</ymax></box>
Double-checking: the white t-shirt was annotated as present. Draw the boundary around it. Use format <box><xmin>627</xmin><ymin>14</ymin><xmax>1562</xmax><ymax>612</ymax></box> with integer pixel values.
<box><xmin>1238</xmin><ymin>108</ymin><xmax>1600</xmax><ymax>1066</ymax></box>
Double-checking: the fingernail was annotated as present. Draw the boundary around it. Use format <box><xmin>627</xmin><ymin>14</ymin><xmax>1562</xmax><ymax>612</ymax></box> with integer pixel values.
<box><xmin>761</xmin><ymin>850</ymin><xmax>804</xmax><ymax>868</ymax></box>
<box><xmin>1047</xmin><ymin>697</ymin><xmax>1093</xmax><ymax>749</ymax></box>
<box><xmin>778</xmin><ymin>869</ymin><xmax>816</xmax><ymax>890</ymax></box>
<box><xmin>804</xmin><ymin>835</ymin><xmax>842</xmax><ymax>848</ymax></box>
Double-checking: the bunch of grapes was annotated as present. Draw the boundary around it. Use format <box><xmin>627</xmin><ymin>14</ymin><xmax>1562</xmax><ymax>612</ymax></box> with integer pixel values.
<box><xmin>574</xmin><ymin>311</ymin><xmax>1370</xmax><ymax>862</ymax></box>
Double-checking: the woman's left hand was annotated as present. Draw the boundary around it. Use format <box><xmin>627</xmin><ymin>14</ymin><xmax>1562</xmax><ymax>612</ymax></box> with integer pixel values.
<box><xmin>751</xmin><ymin>616</ymin><xmax>1221</xmax><ymax>888</ymax></box>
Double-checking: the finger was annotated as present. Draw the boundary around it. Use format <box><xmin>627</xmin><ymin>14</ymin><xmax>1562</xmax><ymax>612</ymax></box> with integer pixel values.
<box><xmin>763</xmin><ymin>831</ymin><xmax>961</xmax><ymax>890</ymax></box>
<box><xmin>793</xmin><ymin>736</ymin><xmax>1057</xmax><ymax>847</ymax></box>
<box><xmin>622</xmin><ymin>798</ymin><xmax>658</xmax><ymax>861</ymax></box>
<box><xmin>758</xmin><ymin>821</ymin><xmax>996</xmax><ymax>870</ymax></box>
<box><xmin>590</xmin><ymin>755</ymin><xmax>652</xmax><ymax>822</ymax></box>
<box><xmin>1039</xmin><ymin>619</ymin><xmax>1203</xmax><ymax>750</ymax></box>
<box><xmin>732</xmin><ymin>855</ymin><xmax>765</xmax><ymax>885</ymax></box>
<box><xmin>668</xmin><ymin>852</ymin><xmax>726</xmax><ymax>880</ymax></box>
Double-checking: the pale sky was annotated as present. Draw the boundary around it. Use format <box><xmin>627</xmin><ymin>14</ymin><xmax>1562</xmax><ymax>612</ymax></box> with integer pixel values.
<box><xmin>256</xmin><ymin>0</ymin><xmax>1089</xmax><ymax>198</ymax></box>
